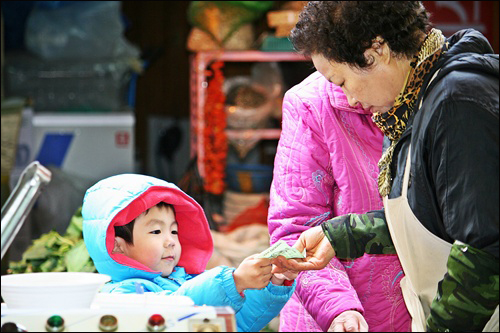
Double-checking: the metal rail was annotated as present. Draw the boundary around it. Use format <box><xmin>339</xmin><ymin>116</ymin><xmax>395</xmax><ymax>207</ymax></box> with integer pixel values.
<box><xmin>1</xmin><ymin>161</ymin><xmax>51</xmax><ymax>259</ymax></box>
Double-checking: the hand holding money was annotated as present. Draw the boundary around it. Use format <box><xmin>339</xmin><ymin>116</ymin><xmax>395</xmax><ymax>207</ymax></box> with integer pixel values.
<box><xmin>233</xmin><ymin>255</ymin><xmax>274</xmax><ymax>293</ymax></box>
<box><xmin>255</xmin><ymin>240</ymin><xmax>301</xmax><ymax>286</ymax></box>
<box><xmin>270</xmin><ymin>226</ymin><xmax>336</xmax><ymax>273</ymax></box>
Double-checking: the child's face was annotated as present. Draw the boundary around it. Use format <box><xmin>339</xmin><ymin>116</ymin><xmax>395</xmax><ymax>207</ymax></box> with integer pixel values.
<box><xmin>118</xmin><ymin>205</ymin><xmax>181</xmax><ymax>277</ymax></box>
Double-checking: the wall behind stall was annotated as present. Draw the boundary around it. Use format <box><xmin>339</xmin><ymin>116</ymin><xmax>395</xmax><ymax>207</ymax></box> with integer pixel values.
<box><xmin>423</xmin><ymin>1</ymin><xmax>499</xmax><ymax>53</ymax></box>
<box><xmin>121</xmin><ymin>1</ymin><xmax>192</xmax><ymax>175</ymax></box>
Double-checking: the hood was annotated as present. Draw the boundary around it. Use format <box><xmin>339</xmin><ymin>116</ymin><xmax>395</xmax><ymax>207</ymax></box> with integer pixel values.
<box><xmin>295</xmin><ymin>71</ymin><xmax>372</xmax><ymax>115</ymax></box>
<box><xmin>435</xmin><ymin>29</ymin><xmax>498</xmax><ymax>83</ymax></box>
<box><xmin>82</xmin><ymin>174</ymin><xmax>213</xmax><ymax>282</ymax></box>
<box><xmin>446</xmin><ymin>28</ymin><xmax>494</xmax><ymax>56</ymax></box>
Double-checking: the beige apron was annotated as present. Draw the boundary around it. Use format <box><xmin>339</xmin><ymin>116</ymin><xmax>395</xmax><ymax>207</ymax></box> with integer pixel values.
<box><xmin>384</xmin><ymin>144</ymin><xmax>499</xmax><ymax>331</ymax></box>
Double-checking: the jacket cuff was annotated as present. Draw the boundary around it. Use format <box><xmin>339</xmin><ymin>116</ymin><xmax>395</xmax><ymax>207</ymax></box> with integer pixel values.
<box><xmin>218</xmin><ymin>267</ymin><xmax>245</xmax><ymax>311</ymax></box>
<box><xmin>322</xmin><ymin>211</ymin><xmax>393</xmax><ymax>259</ymax></box>
<box><xmin>265</xmin><ymin>279</ymin><xmax>297</xmax><ymax>297</ymax></box>
<box><xmin>322</xmin><ymin>220</ymin><xmax>345</xmax><ymax>257</ymax></box>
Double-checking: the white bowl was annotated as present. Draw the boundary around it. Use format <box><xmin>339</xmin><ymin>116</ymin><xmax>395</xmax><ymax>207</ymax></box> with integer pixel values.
<box><xmin>1</xmin><ymin>272</ymin><xmax>111</xmax><ymax>309</ymax></box>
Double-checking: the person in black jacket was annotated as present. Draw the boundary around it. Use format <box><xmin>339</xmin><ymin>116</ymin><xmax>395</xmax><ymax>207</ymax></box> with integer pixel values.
<box><xmin>272</xmin><ymin>2</ymin><xmax>499</xmax><ymax>332</ymax></box>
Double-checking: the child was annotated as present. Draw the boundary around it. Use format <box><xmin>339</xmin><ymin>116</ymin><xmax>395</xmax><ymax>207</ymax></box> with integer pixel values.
<box><xmin>82</xmin><ymin>174</ymin><xmax>296</xmax><ymax>332</ymax></box>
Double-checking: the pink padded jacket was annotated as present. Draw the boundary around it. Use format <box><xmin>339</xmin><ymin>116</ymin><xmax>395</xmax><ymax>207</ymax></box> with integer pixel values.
<box><xmin>268</xmin><ymin>72</ymin><xmax>412</xmax><ymax>332</ymax></box>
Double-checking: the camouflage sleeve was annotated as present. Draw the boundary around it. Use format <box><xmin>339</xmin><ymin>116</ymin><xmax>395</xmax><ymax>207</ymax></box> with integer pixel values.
<box><xmin>320</xmin><ymin>210</ymin><xmax>396</xmax><ymax>260</ymax></box>
<box><xmin>427</xmin><ymin>241</ymin><xmax>499</xmax><ymax>332</ymax></box>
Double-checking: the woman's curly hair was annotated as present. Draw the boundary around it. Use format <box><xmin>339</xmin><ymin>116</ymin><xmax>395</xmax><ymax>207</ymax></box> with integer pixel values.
<box><xmin>290</xmin><ymin>1</ymin><xmax>432</xmax><ymax>68</ymax></box>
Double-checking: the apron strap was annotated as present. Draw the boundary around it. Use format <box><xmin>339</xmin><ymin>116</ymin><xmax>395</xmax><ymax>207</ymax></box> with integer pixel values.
<box><xmin>401</xmin><ymin>145</ymin><xmax>412</xmax><ymax>198</ymax></box>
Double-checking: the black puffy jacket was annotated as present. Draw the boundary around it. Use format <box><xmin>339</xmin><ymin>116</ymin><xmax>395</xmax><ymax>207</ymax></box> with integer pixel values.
<box><xmin>388</xmin><ymin>29</ymin><xmax>499</xmax><ymax>258</ymax></box>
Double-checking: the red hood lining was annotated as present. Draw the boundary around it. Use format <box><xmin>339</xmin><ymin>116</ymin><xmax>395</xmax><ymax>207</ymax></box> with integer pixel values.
<box><xmin>105</xmin><ymin>186</ymin><xmax>213</xmax><ymax>275</ymax></box>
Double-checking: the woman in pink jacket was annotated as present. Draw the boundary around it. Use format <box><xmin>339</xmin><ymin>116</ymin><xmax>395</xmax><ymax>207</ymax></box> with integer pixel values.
<box><xmin>268</xmin><ymin>71</ymin><xmax>412</xmax><ymax>332</ymax></box>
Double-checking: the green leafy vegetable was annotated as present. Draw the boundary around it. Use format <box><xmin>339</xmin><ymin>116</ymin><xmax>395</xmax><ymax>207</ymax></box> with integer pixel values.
<box><xmin>8</xmin><ymin>207</ymin><xmax>96</xmax><ymax>274</ymax></box>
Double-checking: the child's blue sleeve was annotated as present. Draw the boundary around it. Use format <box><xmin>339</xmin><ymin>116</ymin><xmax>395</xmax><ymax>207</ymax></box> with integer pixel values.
<box><xmin>236</xmin><ymin>281</ymin><xmax>296</xmax><ymax>332</ymax></box>
<box><xmin>175</xmin><ymin>267</ymin><xmax>296</xmax><ymax>332</ymax></box>
<box><xmin>173</xmin><ymin>266</ymin><xmax>245</xmax><ymax>312</ymax></box>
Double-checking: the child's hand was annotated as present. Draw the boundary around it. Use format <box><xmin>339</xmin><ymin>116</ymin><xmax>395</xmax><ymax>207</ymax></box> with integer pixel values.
<box><xmin>233</xmin><ymin>254</ymin><xmax>273</xmax><ymax>294</ymax></box>
<box><xmin>270</xmin><ymin>266</ymin><xmax>298</xmax><ymax>285</ymax></box>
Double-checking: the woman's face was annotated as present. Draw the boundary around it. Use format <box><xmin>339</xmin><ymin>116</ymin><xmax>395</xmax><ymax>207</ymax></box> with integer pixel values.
<box><xmin>312</xmin><ymin>44</ymin><xmax>411</xmax><ymax>114</ymax></box>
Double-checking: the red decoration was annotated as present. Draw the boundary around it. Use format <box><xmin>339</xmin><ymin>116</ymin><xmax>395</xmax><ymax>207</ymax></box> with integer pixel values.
<box><xmin>203</xmin><ymin>61</ymin><xmax>227</xmax><ymax>195</ymax></box>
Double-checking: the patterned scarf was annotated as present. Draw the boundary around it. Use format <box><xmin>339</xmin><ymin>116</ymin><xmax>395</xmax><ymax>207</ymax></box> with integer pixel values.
<box><xmin>372</xmin><ymin>28</ymin><xmax>447</xmax><ymax>197</ymax></box>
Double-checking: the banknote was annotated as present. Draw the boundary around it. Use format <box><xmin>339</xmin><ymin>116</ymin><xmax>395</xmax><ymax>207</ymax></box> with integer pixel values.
<box><xmin>257</xmin><ymin>240</ymin><xmax>306</xmax><ymax>259</ymax></box>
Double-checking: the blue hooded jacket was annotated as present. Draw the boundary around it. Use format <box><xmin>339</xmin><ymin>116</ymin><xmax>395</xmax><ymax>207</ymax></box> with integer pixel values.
<box><xmin>82</xmin><ymin>174</ymin><xmax>295</xmax><ymax>332</ymax></box>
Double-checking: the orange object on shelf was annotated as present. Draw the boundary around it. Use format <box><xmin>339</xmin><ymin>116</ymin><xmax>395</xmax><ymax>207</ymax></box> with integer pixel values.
<box><xmin>203</xmin><ymin>61</ymin><xmax>227</xmax><ymax>195</ymax></box>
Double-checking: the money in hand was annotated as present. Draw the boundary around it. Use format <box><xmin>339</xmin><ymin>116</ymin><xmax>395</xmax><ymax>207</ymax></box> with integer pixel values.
<box><xmin>257</xmin><ymin>240</ymin><xmax>306</xmax><ymax>259</ymax></box>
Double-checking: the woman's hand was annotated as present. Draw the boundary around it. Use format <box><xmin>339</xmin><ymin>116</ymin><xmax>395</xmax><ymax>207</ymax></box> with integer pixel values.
<box><xmin>328</xmin><ymin>311</ymin><xmax>368</xmax><ymax>332</ymax></box>
<box><xmin>272</xmin><ymin>226</ymin><xmax>336</xmax><ymax>273</ymax></box>
<box><xmin>233</xmin><ymin>255</ymin><xmax>273</xmax><ymax>294</ymax></box>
